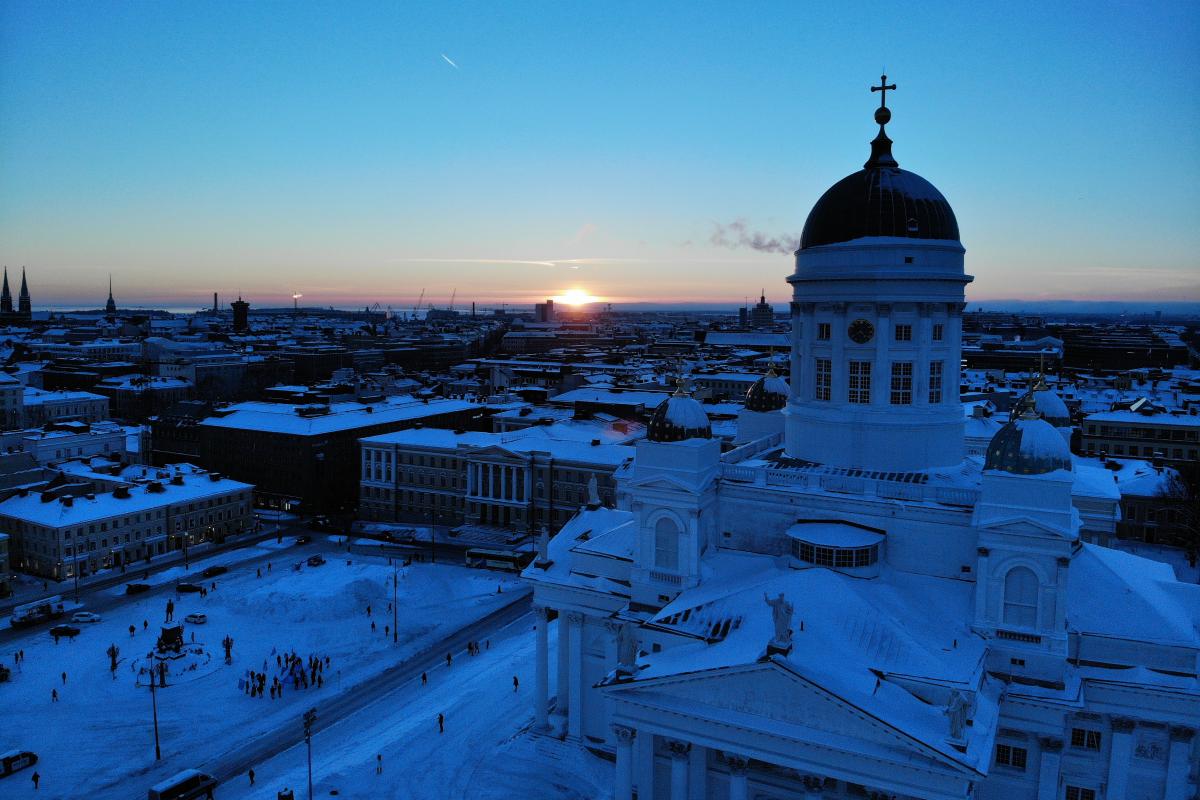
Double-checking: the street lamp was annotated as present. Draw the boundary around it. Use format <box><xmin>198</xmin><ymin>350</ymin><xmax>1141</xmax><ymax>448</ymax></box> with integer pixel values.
<box><xmin>392</xmin><ymin>559</ymin><xmax>398</xmax><ymax>644</ymax></box>
<box><xmin>148</xmin><ymin>652</ymin><xmax>162</xmax><ymax>760</ymax></box>
<box><xmin>303</xmin><ymin>708</ymin><xmax>317</xmax><ymax>800</ymax></box>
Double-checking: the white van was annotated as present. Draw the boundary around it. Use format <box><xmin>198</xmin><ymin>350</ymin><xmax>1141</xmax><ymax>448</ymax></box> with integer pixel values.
<box><xmin>147</xmin><ymin>769</ymin><xmax>217</xmax><ymax>800</ymax></box>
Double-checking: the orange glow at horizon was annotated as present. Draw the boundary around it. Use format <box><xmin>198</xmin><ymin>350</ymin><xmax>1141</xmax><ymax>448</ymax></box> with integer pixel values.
<box><xmin>552</xmin><ymin>288</ymin><xmax>599</xmax><ymax>306</ymax></box>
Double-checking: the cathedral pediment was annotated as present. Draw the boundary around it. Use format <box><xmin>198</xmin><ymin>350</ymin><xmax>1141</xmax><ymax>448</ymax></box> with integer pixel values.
<box><xmin>627</xmin><ymin>473</ymin><xmax>715</xmax><ymax>494</ymax></box>
<box><xmin>605</xmin><ymin>661</ymin><xmax>978</xmax><ymax>774</ymax></box>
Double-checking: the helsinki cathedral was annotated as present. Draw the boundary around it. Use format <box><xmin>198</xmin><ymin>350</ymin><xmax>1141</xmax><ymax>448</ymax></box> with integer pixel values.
<box><xmin>523</xmin><ymin>78</ymin><xmax>1199</xmax><ymax>800</ymax></box>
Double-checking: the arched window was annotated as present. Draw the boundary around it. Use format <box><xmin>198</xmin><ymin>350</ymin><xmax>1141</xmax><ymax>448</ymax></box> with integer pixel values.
<box><xmin>653</xmin><ymin>517</ymin><xmax>680</xmax><ymax>571</ymax></box>
<box><xmin>1003</xmin><ymin>567</ymin><xmax>1039</xmax><ymax>628</ymax></box>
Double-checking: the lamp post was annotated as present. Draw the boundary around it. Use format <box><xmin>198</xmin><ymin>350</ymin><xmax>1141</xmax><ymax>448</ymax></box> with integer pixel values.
<box><xmin>392</xmin><ymin>558</ymin><xmax>398</xmax><ymax>644</ymax></box>
<box><xmin>148</xmin><ymin>652</ymin><xmax>162</xmax><ymax>760</ymax></box>
<box><xmin>303</xmin><ymin>708</ymin><xmax>317</xmax><ymax>800</ymax></box>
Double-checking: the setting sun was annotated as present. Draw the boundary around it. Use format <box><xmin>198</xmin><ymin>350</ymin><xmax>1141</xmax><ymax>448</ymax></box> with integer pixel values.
<box><xmin>553</xmin><ymin>288</ymin><xmax>597</xmax><ymax>306</ymax></box>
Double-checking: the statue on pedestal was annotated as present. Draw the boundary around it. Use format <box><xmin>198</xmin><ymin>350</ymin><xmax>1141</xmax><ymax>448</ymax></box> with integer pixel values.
<box><xmin>764</xmin><ymin>592</ymin><xmax>794</xmax><ymax>653</ymax></box>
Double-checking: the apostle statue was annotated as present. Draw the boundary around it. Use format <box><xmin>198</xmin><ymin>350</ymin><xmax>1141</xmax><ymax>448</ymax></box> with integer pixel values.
<box><xmin>763</xmin><ymin>592</ymin><xmax>794</xmax><ymax>651</ymax></box>
<box><xmin>944</xmin><ymin>690</ymin><xmax>971</xmax><ymax>740</ymax></box>
<box><xmin>536</xmin><ymin>525</ymin><xmax>551</xmax><ymax>565</ymax></box>
<box><xmin>586</xmin><ymin>474</ymin><xmax>601</xmax><ymax>508</ymax></box>
<box><xmin>616</xmin><ymin>622</ymin><xmax>638</xmax><ymax>674</ymax></box>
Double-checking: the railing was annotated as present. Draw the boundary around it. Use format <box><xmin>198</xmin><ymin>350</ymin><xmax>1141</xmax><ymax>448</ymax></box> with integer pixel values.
<box><xmin>996</xmin><ymin>629</ymin><xmax>1041</xmax><ymax>644</ymax></box>
<box><xmin>718</xmin><ymin>463</ymin><xmax>981</xmax><ymax>508</ymax></box>
<box><xmin>649</xmin><ymin>570</ymin><xmax>683</xmax><ymax>586</ymax></box>
<box><xmin>720</xmin><ymin>432</ymin><xmax>784</xmax><ymax>465</ymax></box>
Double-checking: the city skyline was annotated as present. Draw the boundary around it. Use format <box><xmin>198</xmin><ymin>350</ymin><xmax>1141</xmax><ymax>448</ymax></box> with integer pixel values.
<box><xmin>2</xmin><ymin>1</ymin><xmax>1198</xmax><ymax>309</ymax></box>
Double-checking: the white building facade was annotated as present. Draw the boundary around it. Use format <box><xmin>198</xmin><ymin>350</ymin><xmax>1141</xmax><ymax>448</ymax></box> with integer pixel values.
<box><xmin>524</xmin><ymin>89</ymin><xmax>1199</xmax><ymax>800</ymax></box>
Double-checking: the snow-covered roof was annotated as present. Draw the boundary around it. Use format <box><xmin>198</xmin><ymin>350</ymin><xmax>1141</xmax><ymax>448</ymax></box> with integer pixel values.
<box><xmin>786</xmin><ymin>521</ymin><xmax>884</xmax><ymax>548</ymax></box>
<box><xmin>200</xmin><ymin>397</ymin><xmax>475</xmax><ymax>436</ymax></box>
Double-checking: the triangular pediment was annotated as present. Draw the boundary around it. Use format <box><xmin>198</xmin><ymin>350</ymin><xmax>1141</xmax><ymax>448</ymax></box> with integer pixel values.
<box><xmin>465</xmin><ymin>444</ymin><xmax>524</xmax><ymax>460</ymax></box>
<box><xmin>606</xmin><ymin>661</ymin><xmax>971</xmax><ymax>773</ymax></box>
<box><xmin>978</xmin><ymin>514</ymin><xmax>1073</xmax><ymax>538</ymax></box>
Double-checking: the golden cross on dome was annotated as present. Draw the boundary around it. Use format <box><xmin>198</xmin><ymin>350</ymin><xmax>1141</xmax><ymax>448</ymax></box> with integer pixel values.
<box><xmin>871</xmin><ymin>73</ymin><xmax>897</xmax><ymax>109</ymax></box>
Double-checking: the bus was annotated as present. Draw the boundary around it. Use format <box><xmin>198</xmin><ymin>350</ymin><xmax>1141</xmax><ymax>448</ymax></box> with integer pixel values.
<box><xmin>464</xmin><ymin>548</ymin><xmax>535</xmax><ymax>572</ymax></box>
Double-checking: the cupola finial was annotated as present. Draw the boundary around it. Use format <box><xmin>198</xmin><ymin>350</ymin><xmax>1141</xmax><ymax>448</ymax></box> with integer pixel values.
<box><xmin>866</xmin><ymin>73</ymin><xmax>899</xmax><ymax>169</ymax></box>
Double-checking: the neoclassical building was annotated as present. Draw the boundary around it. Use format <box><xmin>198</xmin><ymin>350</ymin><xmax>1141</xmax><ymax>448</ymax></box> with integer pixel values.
<box><xmin>523</xmin><ymin>81</ymin><xmax>1199</xmax><ymax>800</ymax></box>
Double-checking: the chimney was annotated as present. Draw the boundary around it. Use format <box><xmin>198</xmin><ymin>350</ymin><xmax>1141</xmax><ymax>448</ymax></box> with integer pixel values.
<box><xmin>171</xmin><ymin>475</ymin><xmax>184</xmax><ymax>486</ymax></box>
<box><xmin>113</xmin><ymin>486</ymin><xmax>130</xmax><ymax>499</ymax></box>
<box><xmin>60</xmin><ymin>496</ymin><xmax>73</xmax><ymax>507</ymax></box>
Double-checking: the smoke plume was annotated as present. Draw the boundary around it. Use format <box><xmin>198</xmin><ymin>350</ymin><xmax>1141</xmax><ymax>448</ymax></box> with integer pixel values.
<box><xmin>709</xmin><ymin>219</ymin><xmax>800</xmax><ymax>255</ymax></box>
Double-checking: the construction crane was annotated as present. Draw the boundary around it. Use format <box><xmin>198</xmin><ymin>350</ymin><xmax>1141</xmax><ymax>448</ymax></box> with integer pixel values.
<box><xmin>449</xmin><ymin>288</ymin><xmax>456</xmax><ymax>311</ymax></box>
<box><xmin>413</xmin><ymin>288</ymin><xmax>425</xmax><ymax>317</ymax></box>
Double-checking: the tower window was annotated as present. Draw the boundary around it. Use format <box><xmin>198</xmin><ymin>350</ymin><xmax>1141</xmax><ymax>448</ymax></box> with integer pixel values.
<box><xmin>653</xmin><ymin>517</ymin><xmax>680</xmax><ymax>571</ymax></box>
<box><xmin>814</xmin><ymin>358</ymin><xmax>831</xmax><ymax>401</ymax></box>
<box><xmin>932</xmin><ymin>323</ymin><xmax>945</xmax><ymax>342</ymax></box>
<box><xmin>1070</xmin><ymin>728</ymin><xmax>1102</xmax><ymax>750</ymax></box>
<box><xmin>1002</xmin><ymin>567</ymin><xmax>1039</xmax><ymax>629</ymax></box>
<box><xmin>1065</xmin><ymin>788</ymin><xmax>1096</xmax><ymax>800</ymax></box>
<box><xmin>848</xmin><ymin>361</ymin><xmax>871</xmax><ymax>404</ymax></box>
<box><xmin>890</xmin><ymin>362</ymin><xmax>913</xmax><ymax>405</ymax></box>
<box><xmin>817</xmin><ymin>322</ymin><xmax>831</xmax><ymax>341</ymax></box>
<box><xmin>894</xmin><ymin>324</ymin><xmax>912</xmax><ymax>342</ymax></box>
<box><xmin>929</xmin><ymin>361</ymin><xmax>944</xmax><ymax>404</ymax></box>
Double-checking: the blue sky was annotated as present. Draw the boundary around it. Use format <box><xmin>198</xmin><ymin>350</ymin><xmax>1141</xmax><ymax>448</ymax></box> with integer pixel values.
<box><xmin>1</xmin><ymin>1</ymin><xmax>1197</xmax><ymax>309</ymax></box>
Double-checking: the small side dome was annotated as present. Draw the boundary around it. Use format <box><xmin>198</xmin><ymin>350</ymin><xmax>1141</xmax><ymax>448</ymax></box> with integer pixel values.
<box><xmin>985</xmin><ymin>400</ymin><xmax>1073</xmax><ymax>475</ymax></box>
<box><xmin>1015</xmin><ymin>377</ymin><xmax>1071</xmax><ymax>428</ymax></box>
<box><xmin>745</xmin><ymin>368</ymin><xmax>789</xmax><ymax>412</ymax></box>
<box><xmin>647</xmin><ymin>384</ymin><xmax>712</xmax><ymax>442</ymax></box>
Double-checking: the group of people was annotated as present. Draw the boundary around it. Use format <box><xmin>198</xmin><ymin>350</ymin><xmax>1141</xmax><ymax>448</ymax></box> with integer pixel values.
<box><xmin>241</xmin><ymin>650</ymin><xmax>332</xmax><ymax>698</ymax></box>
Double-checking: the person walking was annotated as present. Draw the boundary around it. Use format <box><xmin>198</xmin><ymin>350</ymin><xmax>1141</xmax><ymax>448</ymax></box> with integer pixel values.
<box><xmin>438</xmin><ymin>713</ymin><xmax>444</xmax><ymax>734</ymax></box>
<box><xmin>376</xmin><ymin>754</ymin><xmax>383</xmax><ymax>774</ymax></box>
<box><xmin>61</xmin><ymin>671</ymin><xmax>67</xmax><ymax>685</ymax></box>
<box><xmin>51</xmin><ymin>689</ymin><xmax>58</xmax><ymax>702</ymax></box>
<box><xmin>31</xmin><ymin>771</ymin><xmax>39</xmax><ymax>790</ymax></box>
<box><xmin>421</xmin><ymin>671</ymin><xmax>427</xmax><ymax>686</ymax></box>
<box><xmin>513</xmin><ymin>675</ymin><xmax>519</xmax><ymax>692</ymax></box>
<box><xmin>248</xmin><ymin>768</ymin><xmax>256</xmax><ymax>786</ymax></box>
<box><xmin>445</xmin><ymin>652</ymin><xmax>452</xmax><ymax>667</ymax></box>
<box><xmin>128</xmin><ymin>624</ymin><xmax>135</xmax><ymax>638</ymax></box>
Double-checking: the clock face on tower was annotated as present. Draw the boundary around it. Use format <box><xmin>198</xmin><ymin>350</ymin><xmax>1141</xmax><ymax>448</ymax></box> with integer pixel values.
<box><xmin>848</xmin><ymin>318</ymin><xmax>875</xmax><ymax>344</ymax></box>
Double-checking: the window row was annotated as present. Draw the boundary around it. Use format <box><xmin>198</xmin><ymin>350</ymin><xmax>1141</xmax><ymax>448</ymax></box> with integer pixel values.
<box><xmin>812</xmin><ymin>359</ymin><xmax>945</xmax><ymax>404</ymax></box>
<box><xmin>813</xmin><ymin>322</ymin><xmax>945</xmax><ymax>342</ymax></box>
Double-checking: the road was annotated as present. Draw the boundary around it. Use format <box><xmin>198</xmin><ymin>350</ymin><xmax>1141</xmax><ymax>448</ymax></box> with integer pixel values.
<box><xmin>203</xmin><ymin>590</ymin><xmax>532</xmax><ymax>785</ymax></box>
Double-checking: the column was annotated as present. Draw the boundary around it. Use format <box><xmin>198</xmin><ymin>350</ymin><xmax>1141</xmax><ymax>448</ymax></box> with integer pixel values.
<box><xmin>1107</xmin><ymin>717</ymin><xmax>1136</xmax><ymax>800</ymax></box>
<box><xmin>831</xmin><ymin>303</ymin><xmax>847</xmax><ymax>401</ymax></box>
<box><xmin>567</xmin><ymin>611</ymin><xmax>584</xmax><ymax>739</ymax></box>
<box><xmin>556</xmin><ymin>612</ymin><xmax>570</xmax><ymax>719</ymax></box>
<box><xmin>687</xmin><ymin>742</ymin><xmax>706</xmax><ymax>800</ymax></box>
<box><xmin>534</xmin><ymin>605</ymin><xmax>549</xmax><ymax>730</ymax></box>
<box><xmin>1164</xmin><ymin>726</ymin><xmax>1194</xmax><ymax>800</ymax></box>
<box><xmin>613</xmin><ymin>725</ymin><xmax>636</xmax><ymax>800</ymax></box>
<box><xmin>874</xmin><ymin>303</ymin><xmax>891</xmax><ymax>406</ymax></box>
<box><xmin>1052</xmin><ymin>556</ymin><xmax>1070</xmax><ymax>631</ymax></box>
<box><xmin>465</xmin><ymin>462</ymin><xmax>474</xmax><ymax>496</ymax></box>
<box><xmin>1036</xmin><ymin>737</ymin><xmax>1062</xmax><ymax>800</ymax></box>
<box><xmin>635</xmin><ymin>729</ymin><xmax>656</xmax><ymax>800</ymax></box>
<box><xmin>916</xmin><ymin>303</ymin><xmax>932</xmax><ymax>405</ymax></box>
<box><xmin>974</xmin><ymin>547</ymin><xmax>990</xmax><ymax>625</ymax></box>
<box><xmin>667</xmin><ymin>740</ymin><xmax>690</xmax><ymax>800</ymax></box>
<box><xmin>724</xmin><ymin>753</ymin><xmax>748</xmax><ymax>800</ymax></box>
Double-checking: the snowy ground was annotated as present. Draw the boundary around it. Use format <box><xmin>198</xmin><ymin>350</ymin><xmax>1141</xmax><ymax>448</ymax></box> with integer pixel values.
<box><xmin>0</xmin><ymin>543</ymin><xmax>527</xmax><ymax>799</ymax></box>
<box><xmin>223</xmin><ymin>613</ymin><xmax>614</xmax><ymax>800</ymax></box>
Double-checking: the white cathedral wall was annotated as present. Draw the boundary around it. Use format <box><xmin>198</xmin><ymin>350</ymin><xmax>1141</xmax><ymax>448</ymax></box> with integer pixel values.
<box><xmin>717</xmin><ymin>482</ymin><xmax>978</xmax><ymax>581</ymax></box>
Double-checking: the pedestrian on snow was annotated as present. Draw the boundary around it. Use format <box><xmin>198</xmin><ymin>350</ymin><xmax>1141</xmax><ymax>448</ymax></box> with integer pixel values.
<box><xmin>128</xmin><ymin>625</ymin><xmax>135</xmax><ymax>638</ymax></box>
<box><xmin>32</xmin><ymin>771</ymin><xmax>39</xmax><ymax>790</ymax></box>
<box><xmin>513</xmin><ymin>675</ymin><xmax>519</xmax><ymax>692</ymax></box>
<box><xmin>371</xmin><ymin>621</ymin><xmax>376</xmax><ymax>633</ymax></box>
<box><xmin>248</xmin><ymin>768</ymin><xmax>255</xmax><ymax>786</ymax></box>
<box><xmin>51</xmin><ymin>689</ymin><xmax>57</xmax><ymax>702</ymax></box>
<box><xmin>446</xmin><ymin>652</ymin><xmax>452</xmax><ymax>667</ymax></box>
<box><xmin>421</xmin><ymin>671</ymin><xmax>427</xmax><ymax>686</ymax></box>
<box><xmin>366</xmin><ymin>604</ymin><xmax>372</xmax><ymax>617</ymax></box>
<box><xmin>52</xmin><ymin>633</ymin><xmax>59</xmax><ymax>645</ymax></box>
<box><xmin>438</xmin><ymin>713</ymin><xmax>444</xmax><ymax>733</ymax></box>
<box><xmin>267</xmin><ymin>562</ymin><xmax>272</xmax><ymax>572</ymax></box>
<box><xmin>211</xmin><ymin>581</ymin><xmax>216</xmax><ymax>591</ymax></box>
<box><xmin>384</xmin><ymin>625</ymin><xmax>389</xmax><ymax>638</ymax></box>
<box><xmin>376</xmin><ymin>754</ymin><xmax>383</xmax><ymax>774</ymax></box>
<box><xmin>257</xmin><ymin>568</ymin><xmax>262</xmax><ymax>578</ymax></box>
<box><xmin>143</xmin><ymin>619</ymin><xmax>148</xmax><ymax>631</ymax></box>
<box><xmin>61</xmin><ymin>671</ymin><xmax>66</xmax><ymax>685</ymax></box>
<box><xmin>166</xmin><ymin>599</ymin><xmax>174</xmax><ymax>622</ymax></box>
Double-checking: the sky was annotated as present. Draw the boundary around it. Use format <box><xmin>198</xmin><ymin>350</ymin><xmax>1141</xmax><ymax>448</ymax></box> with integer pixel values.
<box><xmin>0</xmin><ymin>1</ymin><xmax>1197</xmax><ymax>311</ymax></box>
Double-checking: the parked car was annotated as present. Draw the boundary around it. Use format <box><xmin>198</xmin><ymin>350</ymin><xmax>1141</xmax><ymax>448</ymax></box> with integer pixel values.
<box><xmin>0</xmin><ymin>750</ymin><xmax>38</xmax><ymax>777</ymax></box>
<box><xmin>71</xmin><ymin>611</ymin><xmax>102</xmax><ymax>624</ymax></box>
<box><xmin>49</xmin><ymin>624</ymin><xmax>81</xmax><ymax>639</ymax></box>
<box><xmin>184</xmin><ymin>613</ymin><xmax>207</xmax><ymax>625</ymax></box>
<box><xmin>294</xmin><ymin>535</ymin><xmax>312</xmax><ymax>545</ymax></box>
<box><xmin>175</xmin><ymin>582</ymin><xmax>202</xmax><ymax>594</ymax></box>
<box><xmin>125</xmin><ymin>583</ymin><xmax>152</xmax><ymax>595</ymax></box>
<box><xmin>148</xmin><ymin>768</ymin><xmax>218</xmax><ymax>800</ymax></box>
<box><xmin>200</xmin><ymin>565</ymin><xmax>228</xmax><ymax>578</ymax></box>
<box><xmin>306</xmin><ymin>554</ymin><xmax>326</xmax><ymax>567</ymax></box>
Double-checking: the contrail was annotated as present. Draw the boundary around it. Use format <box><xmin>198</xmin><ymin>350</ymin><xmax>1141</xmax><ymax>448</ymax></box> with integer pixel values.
<box><xmin>441</xmin><ymin>53</ymin><xmax>459</xmax><ymax>69</ymax></box>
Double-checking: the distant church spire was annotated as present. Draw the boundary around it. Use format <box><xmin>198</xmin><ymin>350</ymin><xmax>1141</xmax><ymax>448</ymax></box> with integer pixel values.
<box><xmin>18</xmin><ymin>267</ymin><xmax>30</xmax><ymax>314</ymax></box>
<box><xmin>1</xmin><ymin>267</ymin><xmax>11</xmax><ymax>315</ymax></box>
<box><xmin>865</xmin><ymin>73</ymin><xmax>899</xmax><ymax>170</ymax></box>
<box><xmin>105</xmin><ymin>274</ymin><xmax>117</xmax><ymax>314</ymax></box>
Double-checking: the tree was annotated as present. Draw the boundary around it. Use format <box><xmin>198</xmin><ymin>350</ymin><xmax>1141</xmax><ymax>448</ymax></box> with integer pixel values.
<box><xmin>1156</xmin><ymin>471</ymin><xmax>1200</xmax><ymax>569</ymax></box>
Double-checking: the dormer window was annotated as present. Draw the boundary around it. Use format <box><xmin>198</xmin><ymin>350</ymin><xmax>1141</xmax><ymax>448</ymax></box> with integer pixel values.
<box><xmin>787</xmin><ymin>521</ymin><xmax>884</xmax><ymax>575</ymax></box>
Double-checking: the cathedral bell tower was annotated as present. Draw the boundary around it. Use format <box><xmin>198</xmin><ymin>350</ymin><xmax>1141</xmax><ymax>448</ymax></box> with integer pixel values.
<box><xmin>627</xmin><ymin>383</ymin><xmax>720</xmax><ymax>609</ymax></box>
<box><xmin>785</xmin><ymin>76</ymin><xmax>972</xmax><ymax>472</ymax></box>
